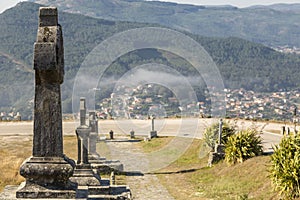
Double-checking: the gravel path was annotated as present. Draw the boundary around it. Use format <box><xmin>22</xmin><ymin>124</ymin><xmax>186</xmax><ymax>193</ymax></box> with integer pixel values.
<box><xmin>106</xmin><ymin>138</ymin><xmax>175</xmax><ymax>200</ymax></box>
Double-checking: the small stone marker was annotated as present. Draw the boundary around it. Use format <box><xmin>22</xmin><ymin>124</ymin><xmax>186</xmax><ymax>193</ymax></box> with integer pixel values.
<box><xmin>109</xmin><ymin>130</ymin><xmax>114</xmax><ymax>139</ymax></box>
<box><xmin>282</xmin><ymin>126</ymin><xmax>286</xmax><ymax>135</ymax></box>
<box><xmin>16</xmin><ymin>7</ymin><xmax>76</xmax><ymax>198</ymax></box>
<box><xmin>130</xmin><ymin>129</ymin><xmax>135</xmax><ymax>139</ymax></box>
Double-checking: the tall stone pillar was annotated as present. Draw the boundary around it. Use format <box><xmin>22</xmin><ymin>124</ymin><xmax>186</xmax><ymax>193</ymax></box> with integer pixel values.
<box><xmin>16</xmin><ymin>7</ymin><xmax>76</xmax><ymax>199</ymax></box>
<box><xmin>70</xmin><ymin>98</ymin><xmax>101</xmax><ymax>186</ymax></box>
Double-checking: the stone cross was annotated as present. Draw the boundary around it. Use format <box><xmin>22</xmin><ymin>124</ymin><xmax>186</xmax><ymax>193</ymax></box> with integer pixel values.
<box><xmin>17</xmin><ymin>7</ymin><xmax>75</xmax><ymax>198</ymax></box>
<box><xmin>151</xmin><ymin>115</ymin><xmax>155</xmax><ymax>131</ymax></box>
<box><xmin>80</xmin><ymin>97</ymin><xmax>86</xmax><ymax>126</ymax></box>
<box><xmin>218</xmin><ymin>119</ymin><xmax>223</xmax><ymax>145</ymax></box>
<box><xmin>149</xmin><ymin>115</ymin><xmax>157</xmax><ymax>138</ymax></box>
<box><xmin>77</xmin><ymin>98</ymin><xmax>90</xmax><ymax>164</ymax></box>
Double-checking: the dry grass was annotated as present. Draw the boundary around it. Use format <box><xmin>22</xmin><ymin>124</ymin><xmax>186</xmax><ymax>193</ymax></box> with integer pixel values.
<box><xmin>0</xmin><ymin>135</ymin><xmax>79</xmax><ymax>192</ymax></box>
<box><xmin>63</xmin><ymin>135</ymin><xmax>78</xmax><ymax>160</ymax></box>
<box><xmin>0</xmin><ymin>136</ymin><xmax>32</xmax><ymax>192</ymax></box>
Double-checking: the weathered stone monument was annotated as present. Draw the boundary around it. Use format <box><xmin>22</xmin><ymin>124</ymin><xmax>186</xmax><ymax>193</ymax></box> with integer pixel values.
<box><xmin>70</xmin><ymin>97</ymin><xmax>101</xmax><ymax>186</ymax></box>
<box><xmin>208</xmin><ymin>119</ymin><xmax>225</xmax><ymax>167</ymax></box>
<box><xmin>14</xmin><ymin>7</ymin><xmax>131</xmax><ymax>199</ymax></box>
<box><xmin>73</xmin><ymin>98</ymin><xmax>131</xmax><ymax>199</ymax></box>
<box><xmin>77</xmin><ymin>98</ymin><xmax>123</xmax><ymax>173</ymax></box>
<box><xmin>149</xmin><ymin>115</ymin><xmax>157</xmax><ymax>138</ymax></box>
<box><xmin>16</xmin><ymin>7</ymin><xmax>76</xmax><ymax>198</ymax></box>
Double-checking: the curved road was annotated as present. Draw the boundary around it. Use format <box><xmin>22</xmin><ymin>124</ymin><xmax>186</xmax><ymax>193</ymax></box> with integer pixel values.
<box><xmin>0</xmin><ymin>118</ymin><xmax>285</xmax><ymax>151</ymax></box>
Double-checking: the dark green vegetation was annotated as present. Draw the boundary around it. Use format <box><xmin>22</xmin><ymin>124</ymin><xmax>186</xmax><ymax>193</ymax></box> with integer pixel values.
<box><xmin>203</xmin><ymin>121</ymin><xmax>235</xmax><ymax>150</ymax></box>
<box><xmin>1</xmin><ymin>2</ymin><xmax>300</xmax><ymax>119</ymax></box>
<box><xmin>29</xmin><ymin>0</ymin><xmax>300</xmax><ymax>48</ymax></box>
<box><xmin>270</xmin><ymin>135</ymin><xmax>300</xmax><ymax>199</ymax></box>
<box><xmin>225</xmin><ymin>129</ymin><xmax>263</xmax><ymax>165</ymax></box>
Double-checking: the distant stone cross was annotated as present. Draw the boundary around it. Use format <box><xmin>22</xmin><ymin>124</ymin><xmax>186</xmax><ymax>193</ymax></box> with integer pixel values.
<box><xmin>151</xmin><ymin>115</ymin><xmax>155</xmax><ymax>131</ymax></box>
<box><xmin>77</xmin><ymin>97</ymin><xmax>90</xmax><ymax>164</ymax></box>
<box><xmin>218</xmin><ymin>119</ymin><xmax>223</xmax><ymax>145</ymax></box>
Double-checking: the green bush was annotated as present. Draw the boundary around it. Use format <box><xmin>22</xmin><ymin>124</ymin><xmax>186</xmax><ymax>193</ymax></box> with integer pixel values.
<box><xmin>225</xmin><ymin>129</ymin><xmax>263</xmax><ymax>165</ymax></box>
<box><xmin>203</xmin><ymin>121</ymin><xmax>236</xmax><ymax>150</ymax></box>
<box><xmin>270</xmin><ymin>135</ymin><xmax>300</xmax><ymax>199</ymax></box>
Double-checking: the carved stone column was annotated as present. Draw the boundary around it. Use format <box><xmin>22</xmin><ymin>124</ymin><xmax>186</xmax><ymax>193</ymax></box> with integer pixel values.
<box><xmin>16</xmin><ymin>7</ymin><xmax>76</xmax><ymax>199</ymax></box>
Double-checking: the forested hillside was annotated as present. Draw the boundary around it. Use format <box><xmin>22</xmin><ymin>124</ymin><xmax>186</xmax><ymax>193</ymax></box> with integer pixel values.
<box><xmin>29</xmin><ymin>0</ymin><xmax>300</xmax><ymax>48</ymax></box>
<box><xmin>0</xmin><ymin>2</ymin><xmax>300</xmax><ymax>118</ymax></box>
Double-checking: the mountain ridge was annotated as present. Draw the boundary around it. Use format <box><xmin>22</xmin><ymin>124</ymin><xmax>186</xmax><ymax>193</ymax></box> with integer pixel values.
<box><xmin>27</xmin><ymin>0</ymin><xmax>300</xmax><ymax>48</ymax></box>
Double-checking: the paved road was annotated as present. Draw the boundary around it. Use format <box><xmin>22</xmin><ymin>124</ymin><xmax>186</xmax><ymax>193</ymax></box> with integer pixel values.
<box><xmin>0</xmin><ymin>119</ymin><xmax>285</xmax><ymax>150</ymax></box>
<box><xmin>106</xmin><ymin>138</ymin><xmax>175</xmax><ymax>200</ymax></box>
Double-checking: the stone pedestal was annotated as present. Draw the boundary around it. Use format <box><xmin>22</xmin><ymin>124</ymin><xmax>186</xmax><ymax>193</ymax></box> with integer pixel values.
<box><xmin>16</xmin><ymin>157</ymin><xmax>76</xmax><ymax>199</ymax></box>
<box><xmin>149</xmin><ymin>130</ymin><xmax>157</xmax><ymax>139</ymax></box>
<box><xmin>207</xmin><ymin>144</ymin><xmax>225</xmax><ymax>167</ymax></box>
<box><xmin>16</xmin><ymin>7</ymin><xmax>76</xmax><ymax>198</ymax></box>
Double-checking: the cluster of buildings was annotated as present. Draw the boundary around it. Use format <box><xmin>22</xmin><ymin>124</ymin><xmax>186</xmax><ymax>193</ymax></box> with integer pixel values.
<box><xmin>97</xmin><ymin>85</ymin><xmax>300</xmax><ymax>122</ymax></box>
<box><xmin>222</xmin><ymin>88</ymin><xmax>300</xmax><ymax>121</ymax></box>
<box><xmin>273</xmin><ymin>46</ymin><xmax>300</xmax><ymax>54</ymax></box>
<box><xmin>0</xmin><ymin>111</ymin><xmax>21</xmax><ymax>121</ymax></box>
<box><xmin>96</xmin><ymin>84</ymin><xmax>198</xmax><ymax>119</ymax></box>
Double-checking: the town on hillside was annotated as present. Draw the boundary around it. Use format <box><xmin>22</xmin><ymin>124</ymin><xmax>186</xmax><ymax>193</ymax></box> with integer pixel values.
<box><xmin>92</xmin><ymin>83</ymin><xmax>300</xmax><ymax>122</ymax></box>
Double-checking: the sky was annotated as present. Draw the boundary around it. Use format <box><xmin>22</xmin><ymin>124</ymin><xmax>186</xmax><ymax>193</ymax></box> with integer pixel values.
<box><xmin>1</xmin><ymin>0</ymin><xmax>300</xmax><ymax>13</ymax></box>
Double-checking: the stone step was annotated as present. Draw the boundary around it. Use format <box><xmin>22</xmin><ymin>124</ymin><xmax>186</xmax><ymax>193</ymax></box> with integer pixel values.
<box><xmin>88</xmin><ymin>194</ymin><xmax>131</xmax><ymax>200</ymax></box>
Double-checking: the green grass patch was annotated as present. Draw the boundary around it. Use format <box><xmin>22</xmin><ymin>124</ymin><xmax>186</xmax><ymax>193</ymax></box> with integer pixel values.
<box><xmin>138</xmin><ymin>136</ymin><xmax>174</xmax><ymax>153</ymax></box>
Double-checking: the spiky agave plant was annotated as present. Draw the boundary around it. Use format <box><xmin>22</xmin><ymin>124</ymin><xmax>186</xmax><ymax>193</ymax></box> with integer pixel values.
<box><xmin>270</xmin><ymin>135</ymin><xmax>300</xmax><ymax>199</ymax></box>
<box><xmin>225</xmin><ymin>128</ymin><xmax>263</xmax><ymax>165</ymax></box>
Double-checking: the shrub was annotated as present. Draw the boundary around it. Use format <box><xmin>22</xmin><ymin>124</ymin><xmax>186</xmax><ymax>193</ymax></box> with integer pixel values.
<box><xmin>270</xmin><ymin>135</ymin><xmax>300</xmax><ymax>199</ymax></box>
<box><xmin>225</xmin><ymin>128</ymin><xmax>263</xmax><ymax>165</ymax></box>
<box><xmin>203</xmin><ymin>120</ymin><xmax>236</xmax><ymax>150</ymax></box>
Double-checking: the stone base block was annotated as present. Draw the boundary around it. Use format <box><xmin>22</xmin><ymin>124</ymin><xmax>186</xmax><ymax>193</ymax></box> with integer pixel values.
<box><xmin>91</xmin><ymin>160</ymin><xmax>124</xmax><ymax>174</ymax></box>
<box><xmin>69</xmin><ymin>164</ymin><xmax>101</xmax><ymax>186</ymax></box>
<box><xmin>215</xmin><ymin>144</ymin><xmax>225</xmax><ymax>154</ymax></box>
<box><xmin>88</xmin><ymin>153</ymin><xmax>105</xmax><ymax>161</ymax></box>
<box><xmin>89</xmin><ymin>180</ymin><xmax>131</xmax><ymax>200</ymax></box>
<box><xmin>208</xmin><ymin>152</ymin><xmax>225</xmax><ymax>167</ymax></box>
<box><xmin>16</xmin><ymin>156</ymin><xmax>76</xmax><ymax>199</ymax></box>
<box><xmin>16</xmin><ymin>181</ymin><xmax>76</xmax><ymax>199</ymax></box>
<box><xmin>149</xmin><ymin>131</ymin><xmax>157</xmax><ymax>139</ymax></box>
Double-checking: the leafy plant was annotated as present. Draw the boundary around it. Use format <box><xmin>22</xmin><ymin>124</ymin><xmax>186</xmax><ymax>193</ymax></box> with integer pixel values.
<box><xmin>203</xmin><ymin>120</ymin><xmax>236</xmax><ymax>150</ymax></box>
<box><xmin>270</xmin><ymin>135</ymin><xmax>300</xmax><ymax>199</ymax></box>
<box><xmin>225</xmin><ymin>128</ymin><xmax>263</xmax><ymax>165</ymax></box>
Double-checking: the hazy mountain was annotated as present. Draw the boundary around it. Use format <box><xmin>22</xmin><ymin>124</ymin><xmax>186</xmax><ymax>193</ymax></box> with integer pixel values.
<box><xmin>28</xmin><ymin>0</ymin><xmax>300</xmax><ymax>48</ymax></box>
<box><xmin>0</xmin><ymin>2</ymin><xmax>299</xmax><ymax>119</ymax></box>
